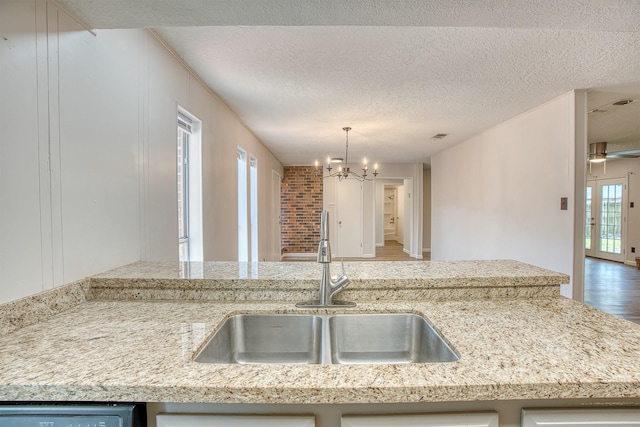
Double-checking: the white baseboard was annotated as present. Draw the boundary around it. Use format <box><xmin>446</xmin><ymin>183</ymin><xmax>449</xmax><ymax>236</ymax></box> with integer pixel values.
<box><xmin>282</xmin><ymin>253</ymin><xmax>315</xmax><ymax>259</ymax></box>
<box><xmin>625</xmin><ymin>260</ymin><xmax>638</xmax><ymax>267</ymax></box>
<box><xmin>422</xmin><ymin>248</ymin><xmax>431</xmax><ymax>252</ymax></box>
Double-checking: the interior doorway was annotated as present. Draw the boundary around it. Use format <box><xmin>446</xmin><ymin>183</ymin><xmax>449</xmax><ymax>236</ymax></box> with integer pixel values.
<box><xmin>375</xmin><ymin>178</ymin><xmax>411</xmax><ymax>255</ymax></box>
<box><xmin>383</xmin><ymin>185</ymin><xmax>398</xmax><ymax>242</ymax></box>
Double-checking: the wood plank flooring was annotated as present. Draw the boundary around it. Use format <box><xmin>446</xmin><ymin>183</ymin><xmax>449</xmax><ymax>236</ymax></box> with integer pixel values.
<box><xmin>584</xmin><ymin>257</ymin><xmax>640</xmax><ymax>324</ymax></box>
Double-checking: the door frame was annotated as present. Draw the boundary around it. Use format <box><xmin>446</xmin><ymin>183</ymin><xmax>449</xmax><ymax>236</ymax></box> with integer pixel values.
<box><xmin>586</xmin><ymin>176</ymin><xmax>628</xmax><ymax>263</ymax></box>
<box><xmin>374</xmin><ymin>178</ymin><xmax>414</xmax><ymax>257</ymax></box>
<box><xmin>585</xmin><ymin>182</ymin><xmax>595</xmax><ymax>258</ymax></box>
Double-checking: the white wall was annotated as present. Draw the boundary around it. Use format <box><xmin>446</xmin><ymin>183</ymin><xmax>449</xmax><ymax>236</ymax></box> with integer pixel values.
<box><xmin>0</xmin><ymin>1</ymin><xmax>282</xmax><ymax>303</ymax></box>
<box><xmin>432</xmin><ymin>91</ymin><xmax>582</xmax><ymax>297</ymax></box>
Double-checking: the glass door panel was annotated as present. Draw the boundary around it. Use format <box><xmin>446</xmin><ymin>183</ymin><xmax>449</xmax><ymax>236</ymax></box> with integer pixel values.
<box><xmin>599</xmin><ymin>183</ymin><xmax>623</xmax><ymax>254</ymax></box>
<box><xmin>591</xmin><ymin>178</ymin><xmax>627</xmax><ymax>263</ymax></box>
<box><xmin>585</xmin><ymin>185</ymin><xmax>594</xmax><ymax>257</ymax></box>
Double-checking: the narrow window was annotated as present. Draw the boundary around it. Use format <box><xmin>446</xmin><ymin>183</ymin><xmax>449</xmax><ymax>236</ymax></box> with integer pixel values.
<box><xmin>177</xmin><ymin>115</ymin><xmax>191</xmax><ymax>262</ymax></box>
<box><xmin>177</xmin><ymin>110</ymin><xmax>203</xmax><ymax>262</ymax></box>
<box><xmin>237</xmin><ymin>148</ymin><xmax>248</xmax><ymax>262</ymax></box>
<box><xmin>250</xmin><ymin>156</ymin><xmax>258</xmax><ymax>262</ymax></box>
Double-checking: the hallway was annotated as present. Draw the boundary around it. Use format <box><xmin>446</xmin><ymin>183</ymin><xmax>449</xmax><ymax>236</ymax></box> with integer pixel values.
<box><xmin>584</xmin><ymin>257</ymin><xmax>640</xmax><ymax>324</ymax></box>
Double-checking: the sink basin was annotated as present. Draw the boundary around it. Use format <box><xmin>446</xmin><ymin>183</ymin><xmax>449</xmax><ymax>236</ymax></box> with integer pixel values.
<box><xmin>194</xmin><ymin>314</ymin><xmax>323</xmax><ymax>364</ymax></box>
<box><xmin>329</xmin><ymin>313</ymin><xmax>459</xmax><ymax>364</ymax></box>
<box><xmin>194</xmin><ymin>313</ymin><xmax>458</xmax><ymax>364</ymax></box>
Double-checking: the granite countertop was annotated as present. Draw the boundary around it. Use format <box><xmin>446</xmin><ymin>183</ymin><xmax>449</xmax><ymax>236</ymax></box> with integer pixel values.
<box><xmin>1</xmin><ymin>260</ymin><xmax>639</xmax><ymax>404</ymax></box>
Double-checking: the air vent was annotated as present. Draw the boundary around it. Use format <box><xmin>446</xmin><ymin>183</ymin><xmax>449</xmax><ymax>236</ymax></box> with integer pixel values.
<box><xmin>431</xmin><ymin>133</ymin><xmax>448</xmax><ymax>140</ymax></box>
<box><xmin>612</xmin><ymin>99</ymin><xmax>636</xmax><ymax>106</ymax></box>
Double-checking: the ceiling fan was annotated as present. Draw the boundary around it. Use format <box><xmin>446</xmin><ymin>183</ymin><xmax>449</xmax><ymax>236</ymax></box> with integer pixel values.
<box><xmin>588</xmin><ymin>141</ymin><xmax>640</xmax><ymax>162</ymax></box>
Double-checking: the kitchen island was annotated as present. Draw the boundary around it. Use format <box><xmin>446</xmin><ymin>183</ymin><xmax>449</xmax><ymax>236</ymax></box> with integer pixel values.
<box><xmin>0</xmin><ymin>260</ymin><xmax>639</xmax><ymax>426</ymax></box>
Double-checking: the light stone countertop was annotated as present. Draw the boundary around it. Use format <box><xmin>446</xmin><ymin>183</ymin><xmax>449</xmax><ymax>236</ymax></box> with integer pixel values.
<box><xmin>93</xmin><ymin>259</ymin><xmax>569</xmax><ymax>286</ymax></box>
<box><xmin>1</xmin><ymin>260</ymin><xmax>639</xmax><ymax>404</ymax></box>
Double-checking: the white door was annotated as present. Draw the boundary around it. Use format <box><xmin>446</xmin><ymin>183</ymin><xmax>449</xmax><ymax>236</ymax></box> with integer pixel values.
<box><xmin>590</xmin><ymin>177</ymin><xmax>627</xmax><ymax>263</ymax></box>
<box><xmin>383</xmin><ymin>186</ymin><xmax>397</xmax><ymax>241</ymax></box>
<box><xmin>271</xmin><ymin>170</ymin><xmax>282</xmax><ymax>261</ymax></box>
<box><xmin>396</xmin><ymin>185</ymin><xmax>404</xmax><ymax>245</ymax></box>
<box><xmin>585</xmin><ymin>183</ymin><xmax>595</xmax><ymax>257</ymax></box>
<box><xmin>336</xmin><ymin>178</ymin><xmax>363</xmax><ymax>257</ymax></box>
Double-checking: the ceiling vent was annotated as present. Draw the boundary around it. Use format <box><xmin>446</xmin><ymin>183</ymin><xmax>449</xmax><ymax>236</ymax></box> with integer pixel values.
<box><xmin>612</xmin><ymin>99</ymin><xmax>636</xmax><ymax>106</ymax></box>
<box><xmin>431</xmin><ymin>133</ymin><xmax>448</xmax><ymax>140</ymax></box>
<box><xmin>589</xmin><ymin>98</ymin><xmax>638</xmax><ymax>114</ymax></box>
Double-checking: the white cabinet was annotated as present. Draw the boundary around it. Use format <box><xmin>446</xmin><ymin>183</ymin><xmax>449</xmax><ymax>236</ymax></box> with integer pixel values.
<box><xmin>522</xmin><ymin>408</ymin><xmax>640</xmax><ymax>426</ymax></box>
<box><xmin>157</xmin><ymin>414</ymin><xmax>315</xmax><ymax>427</ymax></box>
<box><xmin>342</xmin><ymin>412</ymin><xmax>498</xmax><ymax>427</ymax></box>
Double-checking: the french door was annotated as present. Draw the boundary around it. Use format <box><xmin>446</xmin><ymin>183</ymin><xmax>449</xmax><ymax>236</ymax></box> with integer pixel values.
<box><xmin>585</xmin><ymin>178</ymin><xmax>627</xmax><ymax>262</ymax></box>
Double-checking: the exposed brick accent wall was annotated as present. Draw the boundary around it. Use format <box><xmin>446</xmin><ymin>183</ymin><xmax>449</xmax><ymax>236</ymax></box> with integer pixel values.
<box><xmin>281</xmin><ymin>166</ymin><xmax>323</xmax><ymax>254</ymax></box>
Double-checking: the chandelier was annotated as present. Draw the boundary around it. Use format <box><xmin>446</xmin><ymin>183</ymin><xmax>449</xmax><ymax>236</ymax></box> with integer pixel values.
<box><xmin>314</xmin><ymin>127</ymin><xmax>378</xmax><ymax>181</ymax></box>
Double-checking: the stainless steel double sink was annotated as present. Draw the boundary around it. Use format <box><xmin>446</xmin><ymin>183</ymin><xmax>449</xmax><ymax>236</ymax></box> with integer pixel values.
<box><xmin>194</xmin><ymin>313</ymin><xmax>459</xmax><ymax>364</ymax></box>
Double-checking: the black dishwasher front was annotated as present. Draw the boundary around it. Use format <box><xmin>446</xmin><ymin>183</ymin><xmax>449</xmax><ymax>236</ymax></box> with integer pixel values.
<box><xmin>0</xmin><ymin>403</ymin><xmax>145</xmax><ymax>427</ymax></box>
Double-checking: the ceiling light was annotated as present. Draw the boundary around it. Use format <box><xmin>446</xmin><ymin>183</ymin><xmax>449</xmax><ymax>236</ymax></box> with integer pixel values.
<box><xmin>588</xmin><ymin>141</ymin><xmax>607</xmax><ymax>162</ymax></box>
<box><xmin>315</xmin><ymin>127</ymin><xmax>378</xmax><ymax>181</ymax></box>
<box><xmin>588</xmin><ymin>141</ymin><xmax>607</xmax><ymax>175</ymax></box>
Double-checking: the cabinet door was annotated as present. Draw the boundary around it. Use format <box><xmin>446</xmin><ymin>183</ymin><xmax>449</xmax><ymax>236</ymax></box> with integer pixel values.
<box><xmin>342</xmin><ymin>412</ymin><xmax>498</xmax><ymax>427</ymax></box>
<box><xmin>522</xmin><ymin>408</ymin><xmax>640</xmax><ymax>426</ymax></box>
<box><xmin>157</xmin><ymin>414</ymin><xmax>315</xmax><ymax>427</ymax></box>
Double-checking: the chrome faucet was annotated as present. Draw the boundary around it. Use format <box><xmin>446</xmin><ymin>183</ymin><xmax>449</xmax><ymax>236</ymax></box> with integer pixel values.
<box><xmin>296</xmin><ymin>210</ymin><xmax>355</xmax><ymax>308</ymax></box>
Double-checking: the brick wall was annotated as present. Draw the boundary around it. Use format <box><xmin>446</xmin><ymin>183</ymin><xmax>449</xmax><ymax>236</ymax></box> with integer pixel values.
<box><xmin>281</xmin><ymin>166</ymin><xmax>323</xmax><ymax>254</ymax></box>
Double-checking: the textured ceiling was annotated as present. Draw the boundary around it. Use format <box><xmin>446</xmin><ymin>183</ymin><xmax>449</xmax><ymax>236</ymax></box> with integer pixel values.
<box><xmin>588</xmin><ymin>83</ymin><xmax>640</xmax><ymax>153</ymax></box>
<box><xmin>55</xmin><ymin>0</ymin><xmax>640</xmax><ymax>165</ymax></box>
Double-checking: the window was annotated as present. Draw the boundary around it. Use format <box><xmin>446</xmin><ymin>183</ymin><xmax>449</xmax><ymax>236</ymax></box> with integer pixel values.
<box><xmin>250</xmin><ymin>156</ymin><xmax>258</xmax><ymax>262</ymax></box>
<box><xmin>237</xmin><ymin>148</ymin><xmax>248</xmax><ymax>262</ymax></box>
<box><xmin>177</xmin><ymin>110</ymin><xmax>203</xmax><ymax>262</ymax></box>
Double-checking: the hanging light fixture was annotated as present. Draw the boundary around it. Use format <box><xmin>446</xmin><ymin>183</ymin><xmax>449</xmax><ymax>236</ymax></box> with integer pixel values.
<box><xmin>588</xmin><ymin>141</ymin><xmax>607</xmax><ymax>175</ymax></box>
<box><xmin>314</xmin><ymin>127</ymin><xmax>378</xmax><ymax>181</ymax></box>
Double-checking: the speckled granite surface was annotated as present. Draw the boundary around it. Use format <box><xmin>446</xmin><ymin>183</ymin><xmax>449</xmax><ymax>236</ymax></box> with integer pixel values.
<box><xmin>2</xmin><ymin>260</ymin><xmax>638</xmax><ymax>405</ymax></box>
<box><xmin>0</xmin><ymin>279</ymin><xmax>89</xmax><ymax>337</ymax></box>
<box><xmin>1</xmin><ymin>298</ymin><xmax>639</xmax><ymax>404</ymax></box>
<box><xmin>88</xmin><ymin>260</ymin><xmax>567</xmax><ymax>301</ymax></box>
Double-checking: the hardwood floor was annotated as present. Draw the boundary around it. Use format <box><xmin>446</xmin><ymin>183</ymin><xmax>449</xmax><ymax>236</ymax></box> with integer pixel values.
<box><xmin>584</xmin><ymin>257</ymin><xmax>640</xmax><ymax>324</ymax></box>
